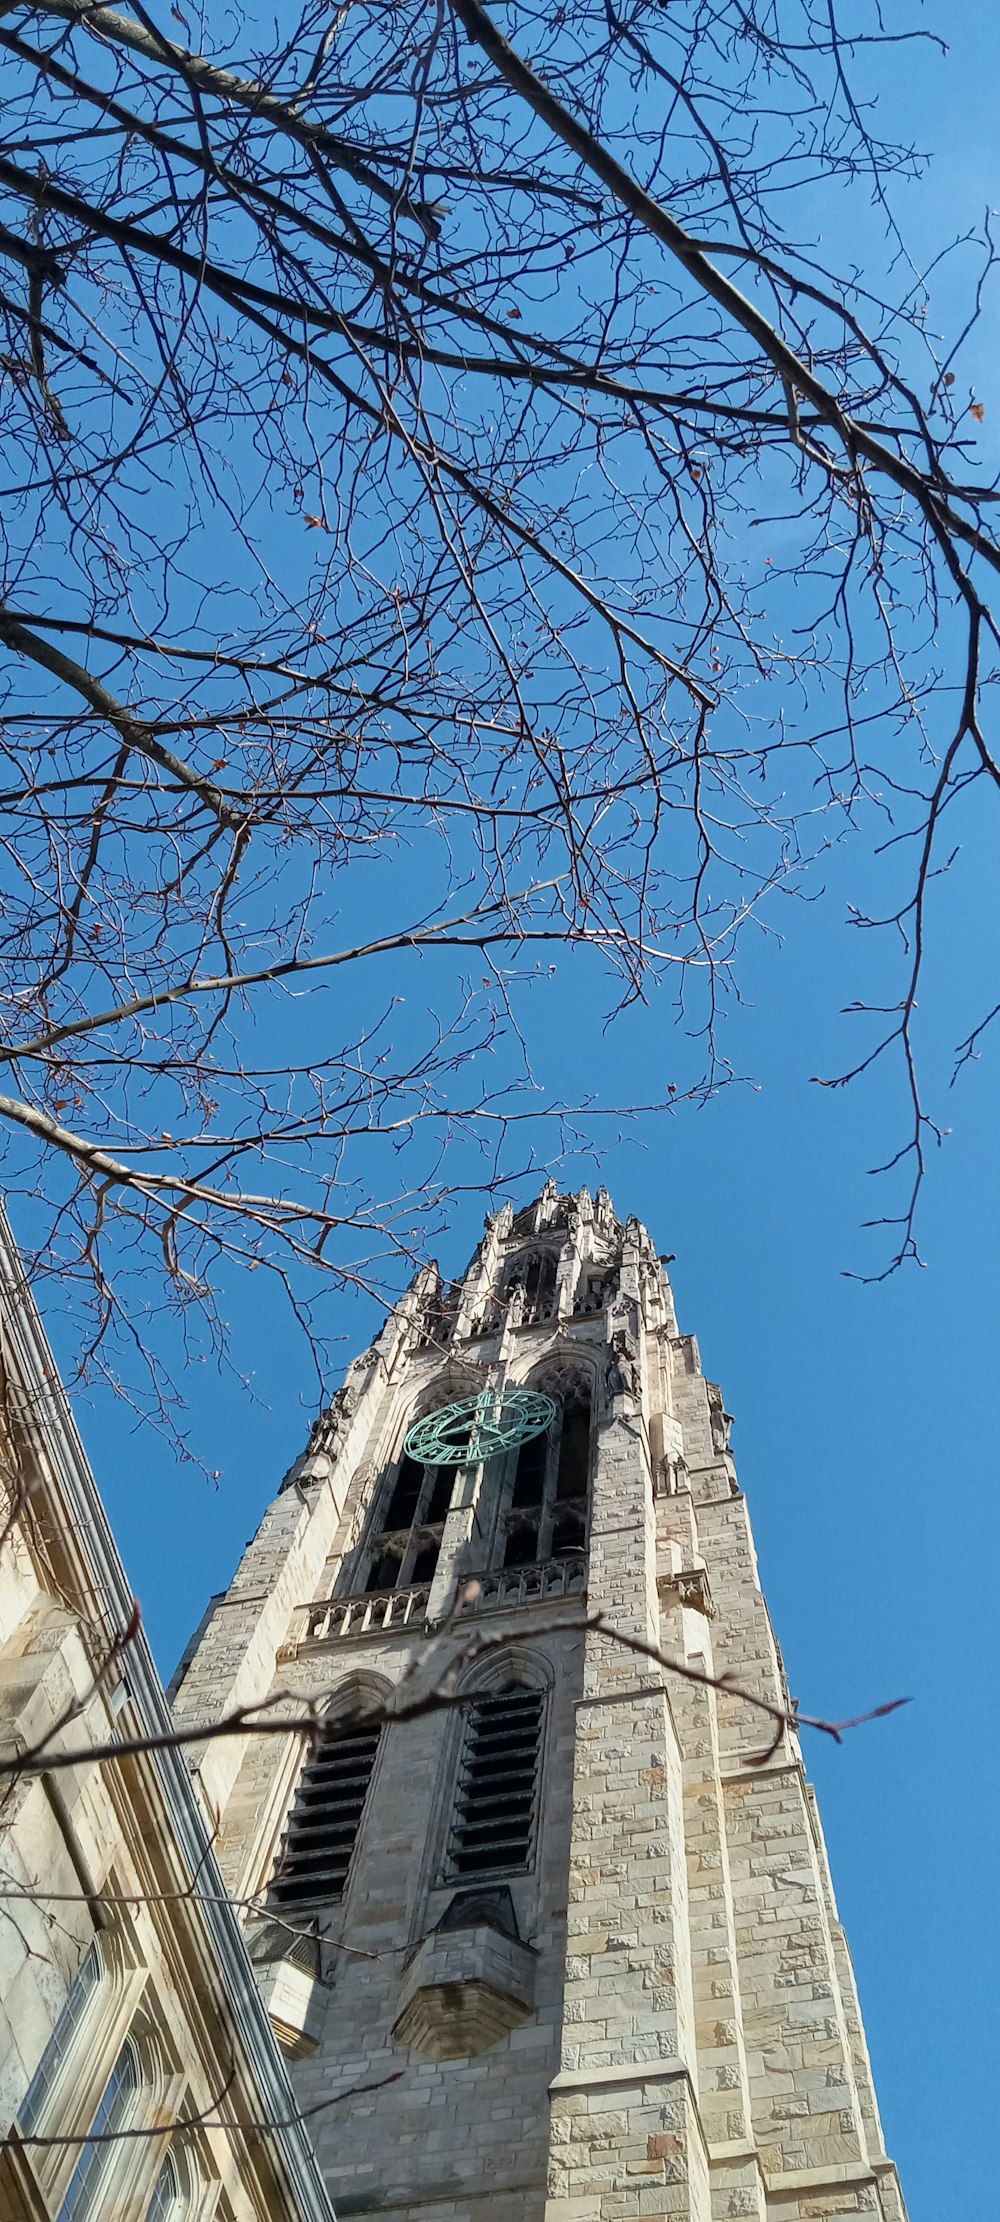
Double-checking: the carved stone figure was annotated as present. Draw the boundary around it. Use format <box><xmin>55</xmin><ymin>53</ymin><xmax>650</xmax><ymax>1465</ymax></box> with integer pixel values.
<box><xmin>604</xmin><ymin>1326</ymin><xmax>640</xmax><ymax>1406</ymax></box>
<box><xmin>310</xmin><ymin>1382</ymin><xmax>360</xmax><ymax>1461</ymax></box>
<box><xmin>708</xmin><ymin>1383</ymin><xmax>734</xmax><ymax>1455</ymax></box>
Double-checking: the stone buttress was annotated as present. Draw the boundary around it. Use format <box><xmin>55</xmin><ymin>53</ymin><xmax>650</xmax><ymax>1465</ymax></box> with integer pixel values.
<box><xmin>171</xmin><ymin>1183</ymin><xmax>908</xmax><ymax>2222</ymax></box>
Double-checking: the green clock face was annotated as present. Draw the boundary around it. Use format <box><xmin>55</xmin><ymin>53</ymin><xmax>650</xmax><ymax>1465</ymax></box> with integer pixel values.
<box><xmin>404</xmin><ymin>1387</ymin><xmax>556</xmax><ymax>1467</ymax></box>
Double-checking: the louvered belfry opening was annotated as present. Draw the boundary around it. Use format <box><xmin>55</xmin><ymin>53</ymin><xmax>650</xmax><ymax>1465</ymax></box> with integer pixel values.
<box><xmin>449</xmin><ymin>1688</ymin><xmax>544</xmax><ymax>1878</ymax></box>
<box><xmin>270</xmin><ymin>1721</ymin><xmax>380</xmax><ymax>1906</ymax></box>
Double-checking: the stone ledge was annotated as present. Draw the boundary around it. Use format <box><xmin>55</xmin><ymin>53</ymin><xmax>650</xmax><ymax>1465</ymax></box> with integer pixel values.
<box><xmin>707</xmin><ymin>2142</ymin><xmax>765</xmax><ymax>2171</ymax></box>
<box><xmin>574</xmin><ymin>1681</ymin><xmax>675</xmax><ymax>1711</ymax></box>
<box><xmin>763</xmin><ymin>2161</ymin><xmax>880</xmax><ymax>2196</ymax></box>
<box><xmin>549</xmin><ymin>2060</ymin><xmax>692</xmax><ymax>2096</ymax></box>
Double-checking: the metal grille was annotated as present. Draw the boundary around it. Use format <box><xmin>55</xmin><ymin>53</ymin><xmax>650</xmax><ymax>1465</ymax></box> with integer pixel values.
<box><xmin>271</xmin><ymin>1724</ymin><xmax>380</xmax><ymax>1906</ymax></box>
<box><xmin>449</xmin><ymin>1689</ymin><xmax>543</xmax><ymax>1878</ymax></box>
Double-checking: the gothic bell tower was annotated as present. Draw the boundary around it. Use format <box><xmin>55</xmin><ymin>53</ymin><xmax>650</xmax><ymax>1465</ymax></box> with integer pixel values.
<box><xmin>171</xmin><ymin>1183</ymin><xmax>908</xmax><ymax>2222</ymax></box>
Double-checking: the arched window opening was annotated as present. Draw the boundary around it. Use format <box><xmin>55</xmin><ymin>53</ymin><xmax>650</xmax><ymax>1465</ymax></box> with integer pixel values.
<box><xmin>270</xmin><ymin>1719</ymin><xmax>381</xmax><ymax>1907</ymax></box>
<box><xmin>145</xmin><ymin>2152</ymin><xmax>181</xmax><ymax>2222</ymax></box>
<box><xmin>54</xmin><ymin>2036</ymin><xmax>140</xmax><ymax>2222</ymax></box>
<box><xmin>359</xmin><ymin>1444</ymin><xmax>459</xmax><ymax>1595</ymax></box>
<box><xmin>20</xmin><ymin>1940</ymin><xmax>103</xmax><ymax>2133</ymax></box>
<box><xmin>449</xmin><ymin>1688</ymin><xmax>544</xmax><ymax>1878</ymax></box>
<box><xmin>496</xmin><ymin>1382</ymin><xmax>591</xmax><ymax>1570</ymax></box>
<box><xmin>366</xmin><ymin>1548</ymin><xmax>401</xmax><ymax>1594</ymax></box>
<box><xmin>503</xmin><ymin>1249</ymin><xmax>558</xmax><ymax>1324</ymax></box>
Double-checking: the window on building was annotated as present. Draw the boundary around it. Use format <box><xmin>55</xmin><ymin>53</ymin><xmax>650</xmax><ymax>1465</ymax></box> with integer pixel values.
<box><xmin>20</xmin><ymin>1940</ymin><xmax>103</xmax><ymax>2133</ymax></box>
<box><xmin>361</xmin><ymin>1450</ymin><xmax>458</xmax><ymax>1593</ymax></box>
<box><xmin>269</xmin><ymin>1720</ymin><xmax>381</xmax><ymax>1907</ymax></box>
<box><xmin>54</xmin><ymin>2036</ymin><xmax>140</xmax><ymax>2222</ymax></box>
<box><xmin>503</xmin><ymin>1249</ymin><xmax>558</xmax><ymax>1323</ymax></box>
<box><xmin>145</xmin><ymin>2151</ymin><xmax>181</xmax><ymax>2222</ymax></box>
<box><xmin>448</xmin><ymin>1688</ymin><xmax>544</xmax><ymax>1877</ymax></box>
<box><xmin>498</xmin><ymin>1382</ymin><xmax>590</xmax><ymax>1568</ymax></box>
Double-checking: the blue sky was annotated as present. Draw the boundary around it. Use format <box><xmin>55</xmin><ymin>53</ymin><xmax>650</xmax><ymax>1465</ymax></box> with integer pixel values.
<box><xmin>26</xmin><ymin>6</ymin><xmax>1000</xmax><ymax>2216</ymax></box>
<box><xmin>48</xmin><ymin>789</ymin><xmax>999</xmax><ymax>2221</ymax></box>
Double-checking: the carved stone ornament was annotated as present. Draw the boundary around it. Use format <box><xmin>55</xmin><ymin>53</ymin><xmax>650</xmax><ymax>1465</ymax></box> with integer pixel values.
<box><xmin>707</xmin><ymin>1382</ymin><xmax>734</xmax><ymax>1455</ymax></box>
<box><xmin>308</xmin><ymin>1382</ymin><xmax>361</xmax><ymax>1462</ymax></box>
<box><xmin>653</xmin><ymin>1453</ymin><xmax>689</xmax><ymax>1499</ymax></box>
<box><xmin>658</xmin><ymin>1564</ymin><xmax>716</xmax><ymax>1620</ymax></box>
<box><xmin>604</xmin><ymin>1325</ymin><xmax>640</xmax><ymax>1407</ymax></box>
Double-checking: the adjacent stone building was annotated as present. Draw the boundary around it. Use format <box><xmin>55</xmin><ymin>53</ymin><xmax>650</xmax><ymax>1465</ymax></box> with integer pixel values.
<box><xmin>172</xmin><ymin>1182</ymin><xmax>909</xmax><ymax>2222</ymax></box>
<box><xmin>0</xmin><ymin>1205</ymin><xmax>335</xmax><ymax>2222</ymax></box>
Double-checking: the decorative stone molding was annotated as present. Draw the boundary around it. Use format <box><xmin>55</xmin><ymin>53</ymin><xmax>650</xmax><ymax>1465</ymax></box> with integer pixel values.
<box><xmin>658</xmin><ymin>1564</ymin><xmax>716</xmax><ymax>1619</ymax></box>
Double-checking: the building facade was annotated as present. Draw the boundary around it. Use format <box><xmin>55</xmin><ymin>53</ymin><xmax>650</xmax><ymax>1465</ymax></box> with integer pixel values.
<box><xmin>172</xmin><ymin>1182</ymin><xmax>908</xmax><ymax>2222</ymax></box>
<box><xmin>0</xmin><ymin>1206</ymin><xmax>335</xmax><ymax>2222</ymax></box>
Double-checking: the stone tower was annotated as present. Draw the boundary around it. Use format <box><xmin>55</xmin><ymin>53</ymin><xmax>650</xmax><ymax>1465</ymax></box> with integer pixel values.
<box><xmin>172</xmin><ymin>1184</ymin><xmax>907</xmax><ymax>2222</ymax></box>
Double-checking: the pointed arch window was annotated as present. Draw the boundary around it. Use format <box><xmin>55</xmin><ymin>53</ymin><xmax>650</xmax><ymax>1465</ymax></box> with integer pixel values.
<box><xmin>54</xmin><ymin>2036</ymin><xmax>140</xmax><ymax>2222</ymax></box>
<box><xmin>498</xmin><ymin>1380</ymin><xmax>591</xmax><ymax>1568</ymax></box>
<box><xmin>269</xmin><ymin>1718</ymin><xmax>381</xmax><ymax>1907</ymax></box>
<box><xmin>448</xmin><ymin>1687</ymin><xmax>544</xmax><ymax>1878</ymax></box>
<box><xmin>503</xmin><ymin>1249</ymin><xmax>558</xmax><ymax>1324</ymax></box>
<box><xmin>145</xmin><ymin>2151</ymin><xmax>181</xmax><ymax>2221</ymax></box>
<box><xmin>362</xmin><ymin>1442</ymin><xmax>458</xmax><ymax>1593</ymax></box>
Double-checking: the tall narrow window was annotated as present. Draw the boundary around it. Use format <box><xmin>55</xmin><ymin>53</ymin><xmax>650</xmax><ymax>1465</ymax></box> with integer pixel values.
<box><xmin>449</xmin><ymin>1689</ymin><xmax>544</xmax><ymax>1877</ymax></box>
<box><xmin>270</xmin><ymin>1720</ymin><xmax>381</xmax><ymax>1907</ymax></box>
<box><xmin>504</xmin><ymin>1250</ymin><xmax>558</xmax><ymax>1324</ymax></box>
<box><xmin>145</xmin><ymin>2152</ymin><xmax>181</xmax><ymax>2222</ymax></box>
<box><xmin>361</xmin><ymin>1449</ymin><xmax>458</xmax><ymax>1593</ymax></box>
<box><xmin>499</xmin><ymin>1382</ymin><xmax>591</xmax><ymax>1567</ymax></box>
<box><xmin>54</xmin><ymin>2037</ymin><xmax>140</xmax><ymax>2222</ymax></box>
<box><xmin>20</xmin><ymin>1941</ymin><xmax>103</xmax><ymax>2132</ymax></box>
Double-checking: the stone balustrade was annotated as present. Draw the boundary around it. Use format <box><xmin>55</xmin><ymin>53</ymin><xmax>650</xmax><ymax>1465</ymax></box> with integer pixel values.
<box><xmin>459</xmin><ymin>1554</ymin><xmax>586</xmax><ymax>1614</ymax></box>
<box><xmin>305</xmin><ymin>1584</ymin><xmax>431</xmax><ymax>1642</ymax></box>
